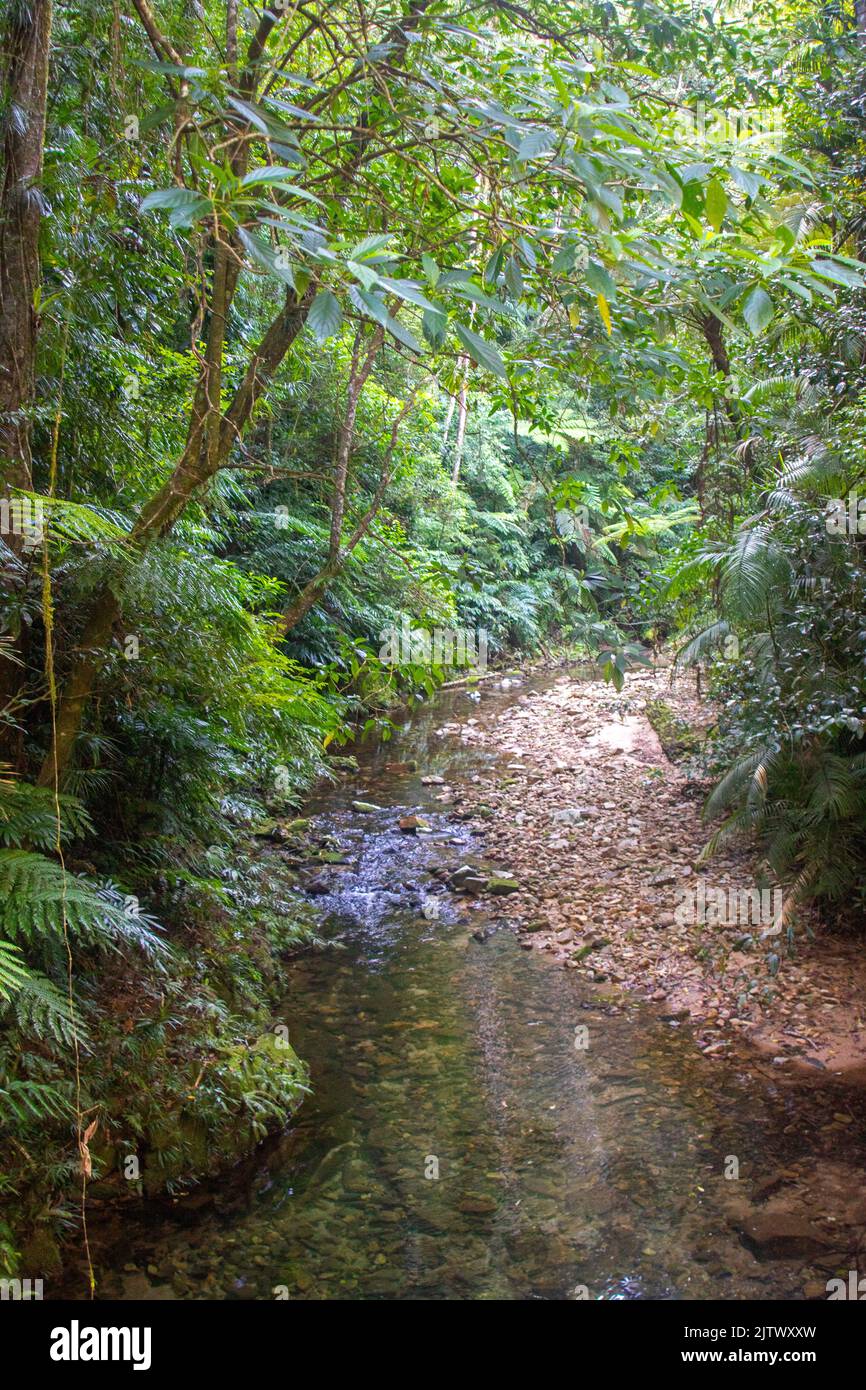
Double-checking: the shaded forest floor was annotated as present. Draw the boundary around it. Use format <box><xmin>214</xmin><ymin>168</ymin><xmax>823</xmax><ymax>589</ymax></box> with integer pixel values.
<box><xmin>447</xmin><ymin>662</ymin><xmax>866</xmax><ymax>1086</ymax></box>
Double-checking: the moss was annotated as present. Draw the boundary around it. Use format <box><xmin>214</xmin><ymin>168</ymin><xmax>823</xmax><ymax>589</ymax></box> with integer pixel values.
<box><xmin>21</xmin><ymin>1226</ymin><xmax>63</xmax><ymax>1277</ymax></box>
<box><xmin>646</xmin><ymin>698</ymin><xmax>702</xmax><ymax>761</ymax></box>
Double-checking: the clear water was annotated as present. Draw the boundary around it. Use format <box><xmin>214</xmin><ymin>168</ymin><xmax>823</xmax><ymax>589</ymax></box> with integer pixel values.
<box><xmin>76</xmin><ymin>678</ymin><xmax>862</xmax><ymax>1300</ymax></box>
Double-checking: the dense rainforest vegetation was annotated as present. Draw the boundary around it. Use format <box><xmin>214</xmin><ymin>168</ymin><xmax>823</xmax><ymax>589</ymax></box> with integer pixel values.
<box><xmin>2</xmin><ymin>0</ymin><xmax>866</xmax><ymax>1284</ymax></box>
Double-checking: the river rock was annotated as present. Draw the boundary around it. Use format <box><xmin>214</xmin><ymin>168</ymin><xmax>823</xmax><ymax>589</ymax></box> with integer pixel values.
<box><xmin>649</xmin><ymin>866</ymin><xmax>679</xmax><ymax>885</ymax></box>
<box><xmin>486</xmin><ymin>877</ymin><xmax>520</xmax><ymax>895</ymax></box>
<box><xmin>734</xmin><ymin>1212</ymin><xmax>834</xmax><ymax>1260</ymax></box>
<box><xmin>457</xmin><ymin>1195</ymin><xmax>498</xmax><ymax>1215</ymax></box>
<box><xmin>449</xmin><ymin>865</ymin><xmax>487</xmax><ymax>892</ymax></box>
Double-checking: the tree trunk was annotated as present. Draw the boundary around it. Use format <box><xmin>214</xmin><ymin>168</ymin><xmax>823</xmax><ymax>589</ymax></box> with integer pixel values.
<box><xmin>0</xmin><ymin>0</ymin><xmax>52</xmax><ymax>487</ymax></box>
<box><xmin>280</xmin><ymin>561</ymin><xmax>340</xmax><ymax>634</ymax></box>
<box><xmin>281</xmin><ymin>384</ymin><xmax>418</xmax><ymax>636</ymax></box>
<box><xmin>700</xmin><ymin>312</ymin><xmax>741</xmax><ymax>433</ymax></box>
<box><xmin>280</xmin><ymin>332</ymin><xmax>383</xmax><ymax>636</ymax></box>
<box><xmin>40</xmin><ymin>0</ymin><xmax>430</xmax><ymax>781</ymax></box>
<box><xmin>36</xmin><ymin>586</ymin><xmax>120</xmax><ymax>787</ymax></box>
<box><xmin>441</xmin><ymin>390</ymin><xmax>456</xmax><ymax>447</ymax></box>
<box><xmin>328</xmin><ymin>327</ymin><xmax>382</xmax><ymax>560</ymax></box>
<box><xmin>452</xmin><ymin>357</ymin><xmax>469</xmax><ymax>484</ymax></box>
<box><xmin>0</xmin><ymin>0</ymin><xmax>53</xmax><ymax>762</ymax></box>
<box><xmin>38</xmin><ymin>284</ymin><xmax>315</xmax><ymax>783</ymax></box>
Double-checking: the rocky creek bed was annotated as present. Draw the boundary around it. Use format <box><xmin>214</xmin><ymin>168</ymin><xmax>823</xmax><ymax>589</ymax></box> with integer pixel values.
<box><xmin>61</xmin><ymin>667</ymin><xmax>866</xmax><ymax>1301</ymax></box>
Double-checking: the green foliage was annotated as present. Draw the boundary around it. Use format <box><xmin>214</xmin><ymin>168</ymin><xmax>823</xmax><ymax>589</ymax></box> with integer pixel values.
<box><xmin>4</xmin><ymin>0</ymin><xmax>866</xmax><ymax>1278</ymax></box>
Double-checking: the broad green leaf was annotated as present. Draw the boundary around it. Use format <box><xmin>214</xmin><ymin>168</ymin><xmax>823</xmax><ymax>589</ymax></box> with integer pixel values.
<box><xmin>349</xmin><ymin>234</ymin><xmax>393</xmax><ymax>262</ymax></box>
<box><xmin>240</xmin><ymin>165</ymin><xmax>304</xmax><ymax>188</ymax></box>
<box><xmin>226</xmin><ymin>96</ymin><xmax>300</xmax><ymax>149</ymax></box>
<box><xmin>796</xmin><ymin>271</ymin><xmax>838</xmax><ymax>301</ymax></box>
<box><xmin>373</xmin><ymin>275</ymin><xmax>439</xmax><ymax>312</ymax></box>
<box><xmin>516</xmin><ymin>128</ymin><xmax>556</xmax><ymax>162</ymax></box>
<box><xmin>346</xmin><ymin>258</ymin><xmax>379</xmax><ymax>290</ymax></box>
<box><xmin>551</xmin><ymin>244</ymin><xmax>578</xmax><ymax>273</ymax></box>
<box><xmin>729</xmin><ymin>165</ymin><xmax>764</xmax><ymax>200</ymax></box>
<box><xmin>652</xmin><ymin>169</ymin><xmax>683</xmax><ymax>208</ymax></box>
<box><xmin>450</xmin><ymin>282</ymin><xmax>504</xmax><ymax>313</ymax></box>
<box><xmin>252</xmin><ymin>179</ymin><xmax>323</xmax><ymax>205</ymax></box>
<box><xmin>483</xmin><ymin>248</ymin><xmax>504</xmax><ymax>285</ymax></box>
<box><xmin>776</xmin><ymin>275</ymin><xmax>813</xmax><ymax>304</ymax></box>
<box><xmin>742</xmin><ymin>284</ymin><xmax>773</xmax><ymax>336</ymax></box>
<box><xmin>504</xmin><ymin>255</ymin><xmax>524</xmax><ymax>298</ymax></box>
<box><xmin>454</xmin><ymin>322</ymin><xmax>506</xmax><ymax>378</ymax></box>
<box><xmin>422</xmin><ymin>306</ymin><xmax>448</xmax><ymax>348</ymax></box>
<box><xmin>266</xmin><ymin>97</ymin><xmax>323</xmax><ymax>123</ymax></box>
<box><xmin>352</xmin><ymin>288</ymin><xmax>422</xmax><ymax>353</ymax></box>
<box><xmin>306</xmin><ymin>290</ymin><xmax>343</xmax><ymax>342</ymax></box>
<box><xmin>585</xmin><ymin>259</ymin><xmax>616</xmax><ymax>301</ymax></box>
<box><xmin>140</xmin><ymin>187</ymin><xmax>212</xmax><ymax>229</ymax></box>
<box><xmin>810</xmin><ymin>258</ymin><xmax>866</xmax><ymax>288</ymax></box>
<box><xmin>596</xmin><ymin>184</ymin><xmax>623</xmax><ymax>219</ymax></box>
<box><xmin>142</xmin><ymin>61</ymin><xmax>207</xmax><ymax>78</ymax></box>
<box><xmin>705</xmin><ymin>178</ymin><xmax>727</xmax><ymax>232</ymax></box>
<box><xmin>696</xmin><ymin>293</ymin><xmax>738</xmax><ymax>334</ymax></box>
<box><xmin>237</xmin><ymin>228</ymin><xmax>296</xmax><ymax>288</ymax></box>
<box><xmin>226</xmin><ymin>96</ymin><xmax>270</xmax><ymax>134</ymax></box>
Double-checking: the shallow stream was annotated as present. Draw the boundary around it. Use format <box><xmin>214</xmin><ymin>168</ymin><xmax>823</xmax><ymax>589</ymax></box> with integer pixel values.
<box><xmin>76</xmin><ymin>677</ymin><xmax>863</xmax><ymax>1300</ymax></box>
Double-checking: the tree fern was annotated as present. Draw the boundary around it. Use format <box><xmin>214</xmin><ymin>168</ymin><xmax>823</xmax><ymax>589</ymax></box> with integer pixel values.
<box><xmin>0</xmin><ymin>852</ymin><xmax>167</xmax><ymax>960</ymax></box>
<box><xmin>0</xmin><ymin>777</ymin><xmax>92</xmax><ymax>850</ymax></box>
<box><xmin>0</xmin><ymin>972</ymin><xmax>87</xmax><ymax>1048</ymax></box>
<box><xmin>0</xmin><ymin>1076</ymin><xmax>73</xmax><ymax>1126</ymax></box>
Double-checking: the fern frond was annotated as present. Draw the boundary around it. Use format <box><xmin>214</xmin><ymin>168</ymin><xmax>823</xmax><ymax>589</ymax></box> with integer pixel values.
<box><xmin>0</xmin><ymin>851</ymin><xmax>168</xmax><ymax>961</ymax></box>
<box><xmin>0</xmin><ymin>940</ymin><xmax>31</xmax><ymax>1002</ymax></box>
<box><xmin>675</xmin><ymin>619</ymin><xmax>731</xmax><ymax>666</ymax></box>
<box><xmin>0</xmin><ymin>971</ymin><xmax>88</xmax><ymax>1048</ymax></box>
